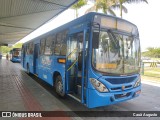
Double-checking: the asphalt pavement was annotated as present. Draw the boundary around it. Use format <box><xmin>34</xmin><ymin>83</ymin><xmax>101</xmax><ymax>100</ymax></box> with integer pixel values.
<box><xmin>1</xmin><ymin>60</ymin><xmax>159</xmax><ymax>120</ymax></box>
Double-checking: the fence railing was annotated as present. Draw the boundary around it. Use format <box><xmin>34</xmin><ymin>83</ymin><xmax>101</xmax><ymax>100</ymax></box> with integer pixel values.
<box><xmin>141</xmin><ymin>60</ymin><xmax>160</xmax><ymax>77</ymax></box>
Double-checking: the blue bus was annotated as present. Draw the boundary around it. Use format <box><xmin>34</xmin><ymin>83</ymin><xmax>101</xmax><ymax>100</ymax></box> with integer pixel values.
<box><xmin>10</xmin><ymin>48</ymin><xmax>21</xmax><ymax>62</ymax></box>
<box><xmin>21</xmin><ymin>12</ymin><xmax>141</xmax><ymax>108</ymax></box>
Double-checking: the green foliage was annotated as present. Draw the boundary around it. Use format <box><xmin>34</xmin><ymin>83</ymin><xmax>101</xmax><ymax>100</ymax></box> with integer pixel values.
<box><xmin>113</xmin><ymin>0</ymin><xmax>148</xmax><ymax>18</ymax></box>
<box><xmin>72</xmin><ymin>0</ymin><xmax>87</xmax><ymax>18</ymax></box>
<box><xmin>86</xmin><ymin>0</ymin><xmax>117</xmax><ymax>16</ymax></box>
<box><xmin>86</xmin><ymin>0</ymin><xmax>147</xmax><ymax>17</ymax></box>
<box><xmin>12</xmin><ymin>43</ymin><xmax>23</xmax><ymax>48</ymax></box>
<box><xmin>142</xmin><ymin>47</ymin><xmax>160</xmax><ymax>58</ymax></box>
<box><xmin>0</xmin><ymin>43</ymin><xmax>23</xmax><ymax>54</ymax></box>
<box><xmin>144</xmin><ymin>67</ymin><xmax>160</xmax><ymax>78</ymax></box>
<box><xmin>0</xmin><ymin>46</ymin><xmax>12</xmax><ymax>54</ymax></box>
<box><xmin>72</xmin><ymin>0</ymin><xmax>87</xmax><ymax>9</ymax></box>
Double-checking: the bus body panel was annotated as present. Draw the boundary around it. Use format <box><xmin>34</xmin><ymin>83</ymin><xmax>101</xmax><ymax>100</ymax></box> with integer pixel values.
<box><xmin>38</xmin><ymin>55</ymin><xmax>65</xmax><ymax>86</ymax></box>
<box><xmin>87</xmin><ymin>85</ymin><xmax>141</xmax><ymax>108</ymax></box>
<box><xmin>85</xmin><ymin>62</ymin><xmax>141</xmax><ymax>108</ymax></box>
<box><xmin>25</xmin><ymin>55</ymin><xmax>34</xmax><ymax>73</ymax></box>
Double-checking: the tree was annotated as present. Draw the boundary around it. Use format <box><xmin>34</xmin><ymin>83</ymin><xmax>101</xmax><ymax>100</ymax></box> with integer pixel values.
<box><xmin>85</xmin><ymin>0</ymin><xmax>117</xmax><ymax>16</ymax></box>
<box><xmin>0</xmin><ymin>46</ymin><xmax>11</xmax><ymax>54</ymax></box>
<box><xmin>142</xmin><ymin>47</ymin><xmax>160</xmax><ymax>58</ymax></box>
<box><xmin>12</xmin><ymin>43</ymin><xmax>23</xmax><ymax>48</ymax></box>
<box><xmin>113</xmin><ymin>0</ymin><xmax>148</xmax><ymax>18</ymax></box>
<box><xmin>72</xmin><ymin>0</ymin><xmax>87</xmax><ymax>18</ymax></box>
<box><xmin>0</xmin><ymin>43</ymin><xmax>23</xmax><ymax>54</ymax></box>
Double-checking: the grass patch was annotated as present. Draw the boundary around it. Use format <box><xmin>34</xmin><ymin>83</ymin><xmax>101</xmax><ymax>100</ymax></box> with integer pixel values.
<box><xmin>143</xmin><ymin>67</ymin><xmax>160</xmax><ymax>78</ymax></box>
<box><xmin>141</xmin><ymin>75</ymin><xmax>160</xmax><ymax>82</ymax></box>
<box><xmin>144</xmin><ymin>72</ymin><xmax>160</xmax><ymax>78</ymax></box>
<box><xmin>151</xmin><ymin>58</ymin><xmax>160</xmax><ymax>60</ymax></box>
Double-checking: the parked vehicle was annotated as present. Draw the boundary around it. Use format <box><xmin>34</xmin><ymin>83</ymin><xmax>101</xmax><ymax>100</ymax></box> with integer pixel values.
<box><xmin>21</xmin><ymin>12</ymin><xmax>141</xmax><ymax>108</ymax></box>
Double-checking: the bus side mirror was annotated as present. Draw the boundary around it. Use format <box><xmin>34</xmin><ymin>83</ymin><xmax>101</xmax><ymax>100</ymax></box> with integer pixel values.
<box><xmin>92</xmin><ymin>32</ymin><xmax>99</xmax><ymax>49</ymax></box>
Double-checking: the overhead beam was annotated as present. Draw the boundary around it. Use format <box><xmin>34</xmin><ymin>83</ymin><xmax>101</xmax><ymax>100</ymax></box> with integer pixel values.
<box><xmin>0</xmin><ymin>43</ymin><xmax>8</xmax><ymax>46</ymax></box>
<box><xmin>38</xmin><ymin>0</ymin><xmax>67</xmax><ymax>7</ymax></box>
<box><xmin>0</xmin><ymin>24</ymin><xmax>34</xmax><ymax>30</ymax></box>
<box><xmin>0</xmin><ymin>8</ymin><xmax>63</xmax><ymax>20</ymax></box>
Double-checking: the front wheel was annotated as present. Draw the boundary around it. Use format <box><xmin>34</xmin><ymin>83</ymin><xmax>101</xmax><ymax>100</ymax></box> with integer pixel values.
<box><xmin>55</xmin><ymin>75</ymin><xmax>65</xmax><ymax>97</ymax></box>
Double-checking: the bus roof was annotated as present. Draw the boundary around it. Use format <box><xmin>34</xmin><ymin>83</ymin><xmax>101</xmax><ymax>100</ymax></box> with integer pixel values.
<box><xmin>23</xmin><ymin>12</ymin><xmax>137</xmax><ymax>44</ymax></box>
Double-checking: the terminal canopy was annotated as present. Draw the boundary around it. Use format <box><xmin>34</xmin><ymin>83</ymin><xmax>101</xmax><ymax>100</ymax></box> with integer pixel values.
<box><xmin>0</xmin><ymin>0</ymin><xmax>78</xmax><ymax>46</ymax></box>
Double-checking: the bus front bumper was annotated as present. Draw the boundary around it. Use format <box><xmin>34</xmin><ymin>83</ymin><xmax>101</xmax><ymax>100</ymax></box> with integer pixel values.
<box><xmin>12</xmin><ymin>58</ymin><xmax>21</xmax><ymax>62</ymax></box>
<box><xmin>87</xmin><ymin>85</ymin><xmax>141</xmax><ymax>108</ymax></box>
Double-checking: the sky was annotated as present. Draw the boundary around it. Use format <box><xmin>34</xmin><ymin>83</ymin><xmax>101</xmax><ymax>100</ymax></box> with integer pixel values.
<box><xmin>122</xmin><ymin>0</ymin><xmax>160</xmax><ymax>51</ymax></box>
<box><xmin>19</xmin><ymin>0</ymin><xmax>160</xmax><ymax>52</ymax></box>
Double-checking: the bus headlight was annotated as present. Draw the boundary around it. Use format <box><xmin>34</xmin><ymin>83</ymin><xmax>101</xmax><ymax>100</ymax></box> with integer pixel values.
<box><xmin>90</xmin><ymin>78</ymin><xmax>109</xmax><ymax>92</ymax></box>
<box><xmin>134</xmin><ymin>78</ymin><xmax>141</xmax><ymax>87</ymax></box>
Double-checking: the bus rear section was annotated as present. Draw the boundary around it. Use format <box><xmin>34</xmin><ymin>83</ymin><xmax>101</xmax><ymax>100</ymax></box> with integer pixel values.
<box><xmin>10</xmin><ymin>48</ymin><xmax>21</xmax><ymax>62</ymax></box>
<box><xmin>21</xmin><ymin>12</ymin><xmax>141</xmax><ymax>108</ymax></box>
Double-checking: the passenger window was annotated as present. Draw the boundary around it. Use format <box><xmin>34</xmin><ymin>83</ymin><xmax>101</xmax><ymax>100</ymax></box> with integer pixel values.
<box><xmin>60</xmin><ymin>41</ymin><xmax>67</xmax><ymax>55</ymax></box>
<box><xmin>54</xmin><ymin>33</ymin><xmax>62</xmax><ymax>55</ymax></box>
<box><xmin>29</xmin><ymin>42</ymin><xmax>34</xmax><ymax>54</ymax></box>
<box><xmin>60</xmin><ymin>30</ymin><xmax>68</xmax><ymax>55</ymax></box>
<box><xmin>26</xmin><ymin>44</ymin><xmax>29</xmax><ymax>55</ymax></box>
<box><xmin>52</xmin><ymin>35</ymin><xmax>56</xmax><ymax>53</ymax></box>
<box><xmin>40</xmin><ymin>39</ymin><xmax>45</xmax><ymax>55</ymax></box>
<box><xmin>44</xmin><ymin>36</ymin><xmax>53</xmax><ymax>55</ymax></box>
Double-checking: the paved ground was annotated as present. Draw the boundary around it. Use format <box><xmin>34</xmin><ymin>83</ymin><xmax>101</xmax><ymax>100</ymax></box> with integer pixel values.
<box><xmin>0</xmin><ymin>59</ymin><xmax>160</xmax><ymax>120</ymax></box>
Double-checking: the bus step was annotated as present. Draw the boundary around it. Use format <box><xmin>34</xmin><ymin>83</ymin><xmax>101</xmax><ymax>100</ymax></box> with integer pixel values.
<box><xmin>77</xmin><ymin>85</ymin><xmax>81</xmax><ymax>95</ymax></box>
<box><xmin>78</xmin><ymin>71</ymin><xmax>82</xmax><ymax>77</ymax></box>
<box><xmin>68</xmin><ymin>94</ymin><xmax>81</xmax><ymax>103</ymax></box>
<box><xmin>34</xmin><ymin>74</ymin><xmax>38</xmax><ymax>77</ymax></box>
<box><xmin>77</xmin><ymin>85</ymin><xmax>86</xmax><ymax>95</ymax></box>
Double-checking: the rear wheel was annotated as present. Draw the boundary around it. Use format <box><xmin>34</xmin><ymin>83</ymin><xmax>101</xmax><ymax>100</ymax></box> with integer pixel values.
<box><xmin>55</xmin><ymin>75</ymin><xmax>65</xmax><ymax>97</ymax></box>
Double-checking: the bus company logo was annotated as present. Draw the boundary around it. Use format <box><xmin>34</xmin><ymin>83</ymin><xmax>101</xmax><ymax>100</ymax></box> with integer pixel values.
<box><xmin>2</xmin><ymin>112</ymin><xmax>11</xmax><ymax>117</ymax></box>
<box><xmin>121</xmin><ymin>86</ymin><xmax>125</xmax><ymax>90</ymax></box>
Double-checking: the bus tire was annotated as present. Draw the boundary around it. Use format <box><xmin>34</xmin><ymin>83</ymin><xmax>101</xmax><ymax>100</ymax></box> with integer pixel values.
<box><xmin>55</xmin><ymin>75</ymin><xmax>65</xmax><ymax>97</ymax></box>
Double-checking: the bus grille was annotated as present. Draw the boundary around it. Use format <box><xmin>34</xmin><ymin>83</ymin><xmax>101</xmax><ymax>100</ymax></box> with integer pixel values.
<box><xmin>114</xmin><ymin>92</ymin><xmax>131</xmax><ymax>99</ymax></box>
<box><xmin>105</xmin><ymin>76</ymin><xmax>137</xmax><ymax>84</ymax></box>
<box><xmin>111</xmin><ymin>85</ymin><xmax>132</xmax><ymax>91</ymax></box>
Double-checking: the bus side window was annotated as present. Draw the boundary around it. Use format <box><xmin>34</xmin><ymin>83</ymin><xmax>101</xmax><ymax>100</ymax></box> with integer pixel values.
<box><xmin>40</xmin><ymin>39</ymin><xmax>45</xmax><ymax>55</ymax></box>
<box><xmin>52</xmin><ymin>35</ymin><xmax>56</xmax><ymax>53</ymax></box>
<box><xmin>29</xmin><ymin>42</ymin><xmax>34</xmax><ymax>54</ymax></box>
<box><xmin>26</xmin><ymin>44</ymin><xmax>29</xmax><ymax>55</ymax></box>
<box><xmin>44</xmin><ymin>36</ymin><xmax>53</xmax><ymax>55</ymax></box>
<box><xmin>60</xmin><ymin>30</ymin><xmax>68</xmax><ymax>56</ymax></box>
<box><xmin>54</xmin><ymin>33</ymin><xmax>62</xmax><ymax>55</ymax></box>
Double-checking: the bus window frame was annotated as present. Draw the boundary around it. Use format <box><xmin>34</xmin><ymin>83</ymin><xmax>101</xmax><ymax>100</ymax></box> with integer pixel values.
<box><xmin>44</xmin><ymin>35</ymin><xmax>53</xmax><ymax>55</ymax></box>
<box><xmin>54</xmin><ymin>32</ymin><xmax>62</xmax><ymax>55</ymax></box>
<box><xmin>40</xmin><ymin>38</ymin><xmax>46</xmax><ymax>55</ymax></box>
<box><xmin>29</xmin><ymin>42</ymin><xmax>34</xmax><ymax>55</ymax></box>
<box><xmin>60</xmin><ymin>30</ymin><xmax>68</xmax><ymax>56</ymax></box>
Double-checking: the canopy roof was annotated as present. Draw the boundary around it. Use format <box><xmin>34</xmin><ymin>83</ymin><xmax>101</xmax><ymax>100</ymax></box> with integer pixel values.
<box><xmin>0</xmin><ymin>0</ymin><xmax>78</xmax><ymax>46</ymax></box>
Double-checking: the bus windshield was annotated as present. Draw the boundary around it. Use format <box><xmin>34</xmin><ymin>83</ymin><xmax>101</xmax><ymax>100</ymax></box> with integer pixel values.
<box><xmin>13</xmin><ymin>49</ymin><xmax>21</xmax><ymax>57</ymax></box>
<box><xmin>92</xmin><ymin>30</ymin><xmax>141</xmax><ymax>75</ymax></box>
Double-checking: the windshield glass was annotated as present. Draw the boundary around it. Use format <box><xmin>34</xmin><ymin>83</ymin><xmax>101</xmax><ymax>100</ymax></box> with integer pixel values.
<box><xmin>92</xmin><ymin>30</ymin><xmax>141</xmax><ymax>75</ymax></box>
<box><xmin>13</xmin><ymin>50</ymin><xmax>21</xmax><ymax>57</ymax></box>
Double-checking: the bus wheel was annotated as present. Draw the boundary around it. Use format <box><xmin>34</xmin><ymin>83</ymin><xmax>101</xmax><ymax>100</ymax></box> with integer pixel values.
<box><xmin>55</xmin><ymin>75</ymin><xmax>65</xmax><ymax>97</ymax></box>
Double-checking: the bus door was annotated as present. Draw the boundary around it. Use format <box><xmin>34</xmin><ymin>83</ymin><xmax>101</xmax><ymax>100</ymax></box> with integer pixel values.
<box><xmin>33</xmin><ymin>43</ymin><xmax>39</xmax><ymax>74</ymax></box>
<box><xmin>66</xmin><ymin>30</ymin><xmax>87</xmax><ymax>104</ymax></box>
